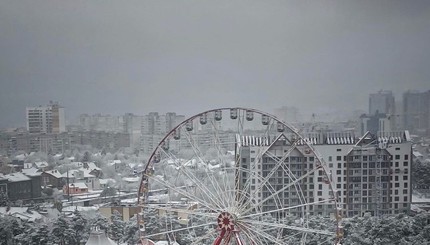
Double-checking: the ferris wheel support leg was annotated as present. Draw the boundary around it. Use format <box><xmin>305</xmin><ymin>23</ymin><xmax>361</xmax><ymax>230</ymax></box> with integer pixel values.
<box><xmin>213</xmin><ymin>230</ymin><xmax>226</xmax><ymax>245</ymax></box>
<box><xmin>234</xmin><ymin>231</ymin><xmax>244</xmax><ymax>245</ymax></box>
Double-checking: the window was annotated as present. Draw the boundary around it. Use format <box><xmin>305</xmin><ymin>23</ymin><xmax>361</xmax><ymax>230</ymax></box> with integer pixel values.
<box><xmin>395</xmin><ymin>155</ymin><xmax>400</xmax><ymax>160</ymax></box>
<box><xmin>338</xmin><ymin>163</ymin><xmax>342</xmax><ymax>168</ymax></box>
<box><xmin>337</xmin><ymin>149</ymin><xmax>341</xmax><ymax>152</ymax></box>
<box><xmin>242</xmin><ymin>158</ymin><xmax>247</xmax><ymax>163</ymax></box>
<box><xmin>337</xmin><ymin>156</ymin><xmax>342</xmax><ymax>161</ymax></box>
<box><xmin>403</xmin><ymin>176</ymin><xmax>408</xmax><ymax>181</ymax></box>
<box><xmin>328</xmin><ymin>156</ymin><xmax>332</xmax><ymax>161</ymax></box>
<box><xmin>403</xmin><ymin>161</ymin><xmax>408</xmax><ymax>167</ymax></box>
<box><xmin>404</xmin><ymin>154</ymin><xmax>409</xmax><ymax>160</ymax></box>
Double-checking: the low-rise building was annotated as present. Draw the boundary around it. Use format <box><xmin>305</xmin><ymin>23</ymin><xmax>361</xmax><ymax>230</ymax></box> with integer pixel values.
<box><xmin>63</xmin><ymin>182</ymin><xmax>88</xmax><ymax>195</ymax></box>
<box><xmin>3</xmin><ymin>172</ymin><xmax>42</xmax><ymax>202</ymax></box>
<box><xmin>41</xmin><ymin>169</ymin><xmax>63</xmax><ymax>188</ymax></box>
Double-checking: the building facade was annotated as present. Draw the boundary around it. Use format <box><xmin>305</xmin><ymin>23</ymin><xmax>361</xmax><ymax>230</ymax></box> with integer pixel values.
<box><xmin>369</xmin><ymin>90</ymin><xmax>396</xmax><ymax>116</ymax></box>
<box><xmin>403</xmin><ymin>90</ymin><xmax>430</xmax><ymax>134</ymax></box>
<box><xmin>26</xmin><ymin>102</ymin><xmax>65</xmax><ymax>134</ymax></box>
<box><xmin>239</xmin><ymin>130</ymin><xmax>412</xmax><ymax>218</ymax></box>
<box><xmin>141</xmin><ymin>112</ymin><xmax>185</xmax><ymax>154</ymax></box>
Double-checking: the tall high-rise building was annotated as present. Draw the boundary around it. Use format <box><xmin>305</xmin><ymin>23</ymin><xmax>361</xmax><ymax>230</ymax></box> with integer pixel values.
<box><xmin>239</xmin><ymin>130</ymin><xmax>412</xmax><ymax>218</ymax></box>
<box><xmin>26</xmin><ymin>102</ymin><xmax>65</xmax><ymax>134</ymax></box>
<box><xmin>369</xmin><ymin>90</ymin><xmax>396</xmax><ymax>116</ymax></box>
<box><xmin>141</xmin><ymin>112</ymin><xmax>185</xmax><ymax>153</ymax></box>
<box><xmin>123</xmin><ymin>113</ymin><xmax>143</xmax><ymax>148</ymax></box>
<box><xmin>402</xmin><ymin>90</ymin><xmax>430</xmax><ymax>134</ymax></box>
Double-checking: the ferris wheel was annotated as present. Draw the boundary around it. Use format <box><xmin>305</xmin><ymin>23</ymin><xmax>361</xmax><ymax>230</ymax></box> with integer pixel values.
<box><xmin>137</xmin><ymin>108</ymin><xmax>343</xmax><ymax>245</ymax></box>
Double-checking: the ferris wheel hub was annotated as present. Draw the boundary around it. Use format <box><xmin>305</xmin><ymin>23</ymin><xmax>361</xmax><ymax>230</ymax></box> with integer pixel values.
<box><xmin>217</xmin><ymin>212</ymin><xmax>236</xmax><ymax>232</ymax></box>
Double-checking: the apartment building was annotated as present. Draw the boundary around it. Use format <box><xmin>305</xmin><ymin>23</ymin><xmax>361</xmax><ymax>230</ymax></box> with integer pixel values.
<box><xmin>141</xmin><ymin>112</ymin><xmax>185</xmax><ymax>154</ymax></box>
<box><xmin>26</xmin><ymin>102</ymin><xmax>65</xmax><ymax>134</ymax></box>
<box><xmin>238</xmin><ymin>130</ymin><xmax>412</xmax><ymax>218</ymax></box>
<box><xmin>403</xmin><ymin>90</ymin><xmax>430</xmax><ymax>134</ymax></box>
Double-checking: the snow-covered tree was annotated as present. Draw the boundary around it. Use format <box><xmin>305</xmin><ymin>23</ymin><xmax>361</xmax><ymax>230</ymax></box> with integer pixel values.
<box><xmin>109</xmin><ymin>210</ymin><xmax>125</xmax><ymax>242</ymax></box>
<box><xmin>0</xmin><ymin>216</ymin><xmax>22</xmax><ymax>245</ymax></box>
<box><xmin>52</xmin><ymin>215</ymin><xmax>74</xmax><ymax>245</ymax></box>
<box><xmin>71</xmin><ymin>209</ymin><xmax>88</xmax><ymax>244</ymax></box>
<box><xmin>123</xmin><ymin>215</ymin><xmax>139</xmax><ymax>244</ymax></box>
<box><xmin>0</xmin><ymin>190</ymin><xmax>9</xmax><ymax>207</ymax></box>
<box><xmin>91</xmin><ymin>213</ymin><xmax>110</xmax><ymax>234</ymax></box>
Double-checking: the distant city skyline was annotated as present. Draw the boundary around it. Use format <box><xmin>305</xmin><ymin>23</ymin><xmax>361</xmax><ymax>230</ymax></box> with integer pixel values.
<box><xmin>1</xmin><ymin>88</ymin><xmax>429</xmax><ymax>129</ymax></box>
<box><xmin>1</xmin><ymin>1</ymin><xmax>430</xmax><ymax>128</ymax></box>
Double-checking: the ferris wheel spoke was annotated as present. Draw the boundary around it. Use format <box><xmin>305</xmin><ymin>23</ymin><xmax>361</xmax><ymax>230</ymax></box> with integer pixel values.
<box><xmin>235</xmin><ymin>167</ymin><xmax>283</xmax><ymax>216</ymax></box>
<box><xmin>240</xmin><ymin>219</ymin><xmax>335</xmax><ymax>236</ymax></box>
<box><xmin>183</xmin><ymin>131</ymin><xmax>229</xmax><ymax>210</ymax></box>
<box><xmin>146</xmin><ymin>205</ymin><xmax>217</xmax><ymax>219</ymax></box>
<box><xmin>237</xmin><ymin>223</ymin><xmax>269</xmax><ymax>245</ymax></box>
<box><xmin>263</xmin><ymin>150</ymin><xmax>311</xmax><ymax>216</ymax></box>
<box><xmin>143</xmin><ymin>222</ymin><xmax>217</xmax><ymax>239</ymax></box>
<box><xmin>145</xmin><ymin>174</ymin><xmax>221</xmax><ymax>213</ymax></box>
<box><xmin>189</xmin><ymin>229</ymin><xmax>218</xmax><ymax>245</ymax></box>
<box><xmin>185</xmin><ymin>130</ymin><xmax>231</xmax><ymax>208</ymax></box>
<box><xmin>159</xmin><ymin>148</ymin><xmax>226</xmax><ymax>212</ymax></box>
<box><xmin>239</xmin><ymin>164</ymin><xmax>322</xmax><ymax>216</ymax></box>
<box><xmin>243</xmin><ymin>140</ymin><xmax>300</xmax><ymax>209</ymax></box>
<box><xmin>240</xmin><ymin>198</ymin><xmax>334</xmax><ymax>220</ymax></box>
<box><xmin>236</xmin><ymin>145</ymin><xmax>269</xmax><ymax>210</ymax></box>
<box><xmin>210</xmin><ymin>119</ymin><xmax>237</xmax><ymax>212</ymax></box>
<box><xmin>238</xmin><ymin>221</ymin><xmax>284</xmax><ymax>245</ymax></box>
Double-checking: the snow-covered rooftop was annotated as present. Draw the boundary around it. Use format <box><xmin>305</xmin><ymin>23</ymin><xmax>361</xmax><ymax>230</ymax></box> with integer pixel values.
<box><xmin>21</xmin><ymin>167</ymin><xmax>41</xmax><ymax>176</ymax></box>
<box><xmin>86</xmin><ymin>162</ymin><xmax>101</xmax><ymax>171</ymax></box>
<box><xmin>44</xmin><ymin>169</ymin><xmax>62</xmax><ymax>178</ymax></box>
<box><xmin>34</xmin><ymin>161</ymin><xmax>49</xmax><ymax>169</ymax></box>
<box><xmin>99</xmin><ymin>178</ymin><xmax>116</xmax><ymax>185</ymax></box>
<box><xmin>0</xmin><ymin>207</ymin><xmax>44</xmax><ymax>222</ymax></box>
<box><xmin>68</xmin><ymin>182</ymin><xmax>88</xmax><ymax>189</ymax></box>
<box><xmin>4</xmin><ymin>172</ymin><xmax>31</xmax><ymax>182</ymax></box>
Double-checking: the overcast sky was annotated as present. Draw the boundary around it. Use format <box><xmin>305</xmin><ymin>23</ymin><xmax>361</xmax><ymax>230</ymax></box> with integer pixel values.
<box><xmin>1</xmin><ymin>0</ymin><xmax>429</xmax><ymax>128</ymax></box>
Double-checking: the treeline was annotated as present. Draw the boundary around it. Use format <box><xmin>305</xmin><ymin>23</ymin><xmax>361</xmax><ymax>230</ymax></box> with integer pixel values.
<box><xmin>0</xmin><ymin>210</ymin><xmax>138</xmax><ymax>245</ymax></box>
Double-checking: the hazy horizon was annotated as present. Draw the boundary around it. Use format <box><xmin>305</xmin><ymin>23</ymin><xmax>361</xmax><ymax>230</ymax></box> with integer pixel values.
<box><xmin>1</xmin><ymin>1</ymin><xmax>429</xmax><ymax>128</ymax></box>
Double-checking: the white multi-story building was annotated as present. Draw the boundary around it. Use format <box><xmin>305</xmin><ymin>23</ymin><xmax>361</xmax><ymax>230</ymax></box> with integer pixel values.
<box><xmin>141</xmin><ymin>112</ymin><xmax>185</xmax><ymax>154</ymax></box>
<box><xmin>26</xmin><ymin>102</ymin><xmax>65</xmax><ymax>134</ymax></box>
<box><xmin>239</xmin><ymin>130</ymin><xmax>412</xmax><ymax>218</ymax></box>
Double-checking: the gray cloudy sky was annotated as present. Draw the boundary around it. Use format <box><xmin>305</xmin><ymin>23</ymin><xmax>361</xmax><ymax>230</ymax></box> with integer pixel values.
<box><xmin>1</xmin><ymin>0</ymin><xmax>429</xmax><ymax>128</ymax></box>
